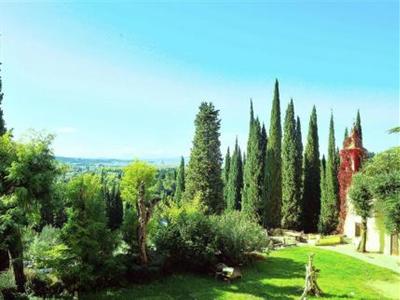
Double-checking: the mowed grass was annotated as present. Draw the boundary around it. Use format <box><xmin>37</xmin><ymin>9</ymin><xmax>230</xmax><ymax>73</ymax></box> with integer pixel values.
<box><xmin>83</xmin><ymin>246</ymin><xmax>400</xmax><ymax>300</ymax></box>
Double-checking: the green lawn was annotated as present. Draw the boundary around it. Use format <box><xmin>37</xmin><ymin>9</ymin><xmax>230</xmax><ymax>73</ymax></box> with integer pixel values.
<box><xmin>83</xmin><ymin>246</ymin><xmax>400</xmax><ymax>300</ymax></box>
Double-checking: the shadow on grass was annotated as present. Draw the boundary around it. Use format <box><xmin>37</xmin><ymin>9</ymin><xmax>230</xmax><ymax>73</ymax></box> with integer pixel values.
<box><xmin>81</xmin><ymin>255</ymin><xmax>354</xmax><ymax>299</ymax></box>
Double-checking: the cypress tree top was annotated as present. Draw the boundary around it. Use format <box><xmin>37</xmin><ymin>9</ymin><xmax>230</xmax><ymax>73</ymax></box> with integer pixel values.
<box><xmin>0</xmin><ymin>63</ymin><xmax>6</xmax><ymax>135</ymax></box>
<box><xmin>355</xmin><ymin>110</ymin><xmax>362</xmax><ymax>142</ymax></box>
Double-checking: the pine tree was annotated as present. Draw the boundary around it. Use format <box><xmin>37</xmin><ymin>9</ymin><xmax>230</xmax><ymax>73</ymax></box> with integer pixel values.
<box><xmin>184</xmin><ymin>102</ymin><xmax>223</xmax><ymax>213</ymax></box>
<box><xmin>319</xmin><ymin>114</ymin><xmax>339</xmax><ymax>234</ymax></box>
<box><xmin>226</xmin><ymin>138</ymin><xmax>243</xmax><ymax>210</ymax></box>
<box><xmin>223</xmin><ymin>147</ymin><xmax>231</xmax><ymax>202</ymax></box>
<box><xmin>0</xmin><ymin>63</ymin><xmax>6</xmax><ymax>135</ymax></box>
<box><xmin>281</xmin><ymin>100</ymin><xmax>302</xmax><ymax>229</ymax></box>
<box><xmin>265</xmin><ymin>79</ymin><xmax>282</xmax><ymax>228</ymax></box>
<box><xmin>302</xmin><ymin>106</ymin><xmax>321</xmax><ymax>233</ymax></box>
<box><xmin>175</xmin><ymin>157</ymin><xmax>185</xmax><ymax>202</ymax></box>
<box><xmin>242</xmin><ymin>101</ymin><xmax>264</xmax><ymax>220</ymax></box>
<box><xmin>355</xmin><ymin>110</ymin><xmax>362</xmax><ymax>141</ymax></box>
<box><xmin>295</xmin><ymin>116</ymin><xmax>303</xmax><ymax>228</ymax></box>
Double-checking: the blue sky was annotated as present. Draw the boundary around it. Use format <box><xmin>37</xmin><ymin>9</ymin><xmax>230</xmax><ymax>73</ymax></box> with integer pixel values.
<box><xmin>1</xmin><ymin>1</ymin><xmax>399</xmax><ymax>159</ymax></box>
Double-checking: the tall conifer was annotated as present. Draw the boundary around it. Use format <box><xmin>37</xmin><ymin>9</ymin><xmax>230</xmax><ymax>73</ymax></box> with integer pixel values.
<box><xmin>265</xmin><ymin>79</ymin><xmax>282</xmax><ymax>228</ymax></box>
<box><xmin>319</xmin><ymin>114</ymin><xmax>339</xmax><ymax>233</ymax></box>
<box><xmin>242</xmin><ymin>102</ymin><xmax>263</xmax><ymax>219</ymax></box>
<box><xmin>175</xmin><ymin>157</ymin><xmax>185</xmax><ymax>202</ymax></box>
<box><xmin>184</xmin><ymin>102</ymin><xmax>223</xmax><ymax>213</ymax></box>
<box><xmin>295</xmin><ymin>116</ymin><xmax>303</xmax><ymax>228</ymax></box>
<box><xmin>223</xmin><ymin>147</ymin><xmax>231</xmax><ymax>202</ymax></box>
<box><xmin>302</xmin><ymin>106</ymin><xmax>321</xmax><ymax>232</ymax></box>
<box><xmin>281</xmin><ymin>100</ymin><xmax>301</xmax><ymax>229</ymax></box>
<box><xmin>226</xmin><ymin>138</ymin><xmax>243</xmax><ymax>210</ymax></box>
<box><xmin>355</xmin><ymin>110</ymin><xmax>362</xmax><ymax>141</ymax></box>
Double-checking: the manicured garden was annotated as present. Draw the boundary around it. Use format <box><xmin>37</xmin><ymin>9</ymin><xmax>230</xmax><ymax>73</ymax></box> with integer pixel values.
<box><xmin>83</xmin><ymin>246</ymin><xmax>400</xmax><ymax>300</ymax></box>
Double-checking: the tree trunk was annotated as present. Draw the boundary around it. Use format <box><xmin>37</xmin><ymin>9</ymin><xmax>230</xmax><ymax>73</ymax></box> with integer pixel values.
<box><xmin>136</xmin><ymin>181</ymin><xmax>161</xmax><ymax>266</ymax></box>
<box><xmin>0</xmin><ymin>249</ymin><xmax>10</xmax><ymax>272</ymax></box>
<box><xmin>9</xmin><ymin>233</ymin><xmax>26</xmax><ymax>293</ymax></box>
<box><xmin>357</xmin><ymin>218</ymin><xmax>367</xmax><ymax>253</ymax></box>
<box><xmin>300</xmin><ymin>253</ymin><xmax>322</xmax><ymax>299</ymax></box>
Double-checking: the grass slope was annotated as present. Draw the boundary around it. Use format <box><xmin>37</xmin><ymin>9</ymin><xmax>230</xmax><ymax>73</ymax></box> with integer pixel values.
<box><xmin>83</xmin><ymin>246</ymin><xmax>400</xmax><ymax>300</ymax></box>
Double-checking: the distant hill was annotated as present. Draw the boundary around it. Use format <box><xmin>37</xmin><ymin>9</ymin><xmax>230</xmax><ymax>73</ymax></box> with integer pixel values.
<box><xmin>56</xmin><ymin>156</ymin><xmax>182</xmax><ymax>169</ymax></box>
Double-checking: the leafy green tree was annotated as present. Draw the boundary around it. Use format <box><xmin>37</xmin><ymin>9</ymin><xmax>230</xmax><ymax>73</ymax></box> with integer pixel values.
<box><xmin>175</xmin><ymin>156</ymin><xmax>185</xmax><ymax>202</ymax></box>
<box><xmin>281</xmin><ymin>100</ymin><xmax>302</xmax><ymax>229</ymax></box>
<box><xmin>242</xmin><ymin>102</ymin><xmax>263</xmax><ymax>220</ymax></box>
<box><xmin>223</xmin><ymin>147</ymin><xmax>231</xmax><ymax>202</ymax></box>
<box><xmin>355</xmin><ymin>110</ymin><xmax>362</xmax><ymax>141</ymax></box>
<box><xmin>226</xmin><ymin>138</ymin><xmax>243</xmax><ymax>210</ymax></box>
<box><xmin>62</xmin><ymin>174</ymin><xmax>115</xmax><ymax>290</ymax></box>
<box><xmin>364</xmin><ymin>147</ymin><xmax>400</xmax><ymax>234</ymax></box>
<box><xmin>265</xmin><ymin>79</ymin><xmax>282</xmax><ymax>228</ymax></box>
<box><xmin>302</xmin><ymin>106</ymin><xmax>320</xmax><ymax>233</ymax></box>
<box><xmin>121</xmin><ymin>160</ymin><xmax>160</xmax><ymax>264</ymax></box>
<box><xmin>0</xmin><ymin>63</ymin><xmax>6</xmax><ymax>135</ymax></box>
<box><xmin>349</xmin><ymin>173</ymin><xmax>373</xmax><ymax>252</ymax></box>
<box><xmin>0</xmin><ymin>133</ymin><xmax>57</xmax><ymax>292</ymax></box>
<box><xmin>184</xmin><ymin>102</ymin><xmax>223</xmax><ymax>213</ymax></box>
<box><xmin>319</xmin><ymin>114</ymin><xmax>339</xmax><ymax>234</ymax></box>
<box><xmin>121</xmin><ymin>160</ymin><xmax>157</xmax><ymax>204</ymax></box>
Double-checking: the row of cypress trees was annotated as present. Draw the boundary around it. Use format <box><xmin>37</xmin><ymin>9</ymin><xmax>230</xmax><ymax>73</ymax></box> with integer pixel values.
<box><xmin>179</xmin><ymin>80</ymin><xmax>363</xmax><ymax>233</ymax></box>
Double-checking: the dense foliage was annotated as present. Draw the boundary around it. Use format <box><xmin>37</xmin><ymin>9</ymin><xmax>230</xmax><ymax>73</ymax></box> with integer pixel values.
<box><xmin>154</xmin><ymin>198</ymin><xmax>268</xmax><ymax>270</ymax></box>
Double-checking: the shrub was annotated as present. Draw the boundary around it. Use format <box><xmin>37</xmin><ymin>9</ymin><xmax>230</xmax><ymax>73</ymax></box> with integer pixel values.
<box><xmin>153</xmin><ymin>198</ymin><xmax>269</xmax><ymax>271</ymax></box>
<box><xmin>210</xmin><ymin>211</ymin><xmax>269</xmax><ymax>265</ymax></box>
<box><xmin>25</xmin><ymin>225</ymin><xmax>64</xmax><ymax>270</ymax></box>
<box><xmin>154</xmin><ymin>209</ymin><xmax>216</xmax><ymax>271</ymax></box>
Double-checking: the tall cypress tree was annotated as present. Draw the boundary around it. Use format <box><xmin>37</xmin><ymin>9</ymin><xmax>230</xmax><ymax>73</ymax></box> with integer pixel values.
<box><xmin>265</xmin><ymin>79</ymin><xmax>282</xmax><ymax>228</ymax></box>
<box><xmin>295</xmin><ymin>116</ymin><xmax>303</xmax><ymax>228</ymax></box>
<box><xmin>355</xmin><ymin>110</ymin><xmax>362</xmax><ymax>141</ymax></box>
<box><xmin>242</xmin><ymin>101</ymin><xmax>263</xmax><ymax>219</ymax></box>
<box><xmin>319</xmin><ymin>114</ymin><xmax>339</xmax><ymax>233</ymax></box>
<box><xmin>175</xmin><ymin>157</ymin><xmax>185</xmax><ymax>202</ymax></box>
<box><xmin>302</xmin><ymin>106</ymin><xmax>320</xmax><ymax>233</ymax></box>
<box><xmin>344</xmin><ymin>127</ymin><xmax>349</xmax><ymax>143</ymax></box>
<box><xmin>319</xmin><ymin>155</ymin><xmax>327</xmax><ymax>232</ymax></box>
<box><xmin>281</xmin><ymin>100</ymin><xmax>301</xmax><ymax>229</ymax></box>
<box><xmin>0</xmin><ymin>63</ymin><xmax>6</xmax><ymax>135</ymax></box>
<box><xmin>184</xmin><ymin>102</ymin><xmax>223</xmax><ymax>213</ymax></box>
<box><xmin>226</xmin><ymin>138</ymin><xmax>243</xmax><ymax>210</ymax></box>
<box><xmin>260</xmin><ymin>123</ymin><xmax>268</xmax><ymax>226</ymax></box>
<box><xmin>223</xmin><ymin>147</ymin><xmax>231</xmax><ymax>202</ymax></box>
